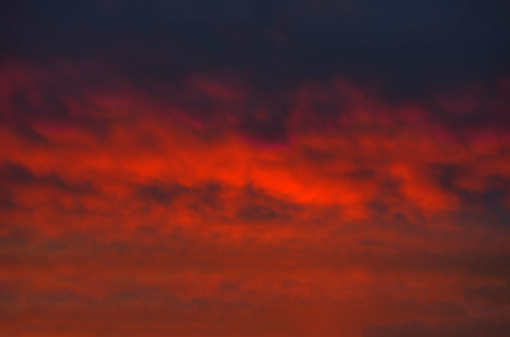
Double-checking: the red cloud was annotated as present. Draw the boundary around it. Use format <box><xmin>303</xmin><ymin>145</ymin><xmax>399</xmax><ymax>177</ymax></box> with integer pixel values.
<box><xmin>1</xmin><ymin>62</ymin><xmax>510</xmax><ymax>337</ymax></box>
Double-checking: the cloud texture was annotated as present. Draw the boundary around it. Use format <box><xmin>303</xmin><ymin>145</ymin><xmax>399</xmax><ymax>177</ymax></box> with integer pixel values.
<box><xmin>1</xmin><ymin>1</ymin><xmax>510</xmax><ymax>336</ymax></box>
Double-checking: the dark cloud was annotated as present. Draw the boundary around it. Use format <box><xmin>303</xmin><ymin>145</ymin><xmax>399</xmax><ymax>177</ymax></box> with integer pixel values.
<box><xmin>136</xmin><ymin>182</ymin><xmax>190</xmax><ymax>205</ymax></box>
<box><xmin>0</xmin><ymin>163</ymin><xmax>95</xmax><ymax>194</ymax></box>
<box><xmin>364</xmin><ymin>320</ymin><xmax>510</xmax><ymax>337</ymax></box>
<box><xmin>464</xmin><ymin>284</ymin><xmax>510</xmax><ymax>307</ymax></box>
<box><xmin>1</xmin><ymin>0</ymin><xmax>509</xmax><ymax>97</ymax></box>
<box><xmin>10</xmin><ymin>91</ymin><xmax>71</xmax><ymax>120</ymax></box>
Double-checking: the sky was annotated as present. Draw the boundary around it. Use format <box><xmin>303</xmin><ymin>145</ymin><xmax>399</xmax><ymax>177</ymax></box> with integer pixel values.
<box><xmin>1</xmin><ymin>1</ymin><xmax>510</xmax><ymax>336</ymax></box>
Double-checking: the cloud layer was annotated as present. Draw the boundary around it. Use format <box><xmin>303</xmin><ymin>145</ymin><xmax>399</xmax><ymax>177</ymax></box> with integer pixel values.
<box><xmin>1</xmin><ymin>1</ymin><xmax>510</xmax><ymax>336</ymax></box>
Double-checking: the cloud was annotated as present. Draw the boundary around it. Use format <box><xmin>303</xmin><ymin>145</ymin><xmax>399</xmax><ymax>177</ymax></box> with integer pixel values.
<box><xmin>364</xmin><ymin>320</ymin><xmax>510</xmax><ymax>337</ymax></box>
<box><xmin>2</xmin><ymin>1</ymin><xmax>510</xmax><ymax>96</ymax></box>
<box><xmin>1</xmin><ymin>2</ymin><xmax>510</xmax><ymax>335</ymax></box>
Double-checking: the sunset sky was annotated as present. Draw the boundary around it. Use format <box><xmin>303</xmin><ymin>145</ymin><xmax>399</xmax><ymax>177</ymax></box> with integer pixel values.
<box><xmin>1</xmin><ymin>1</ymin><xmax>510</xmax><ymax>336</ymax></box>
